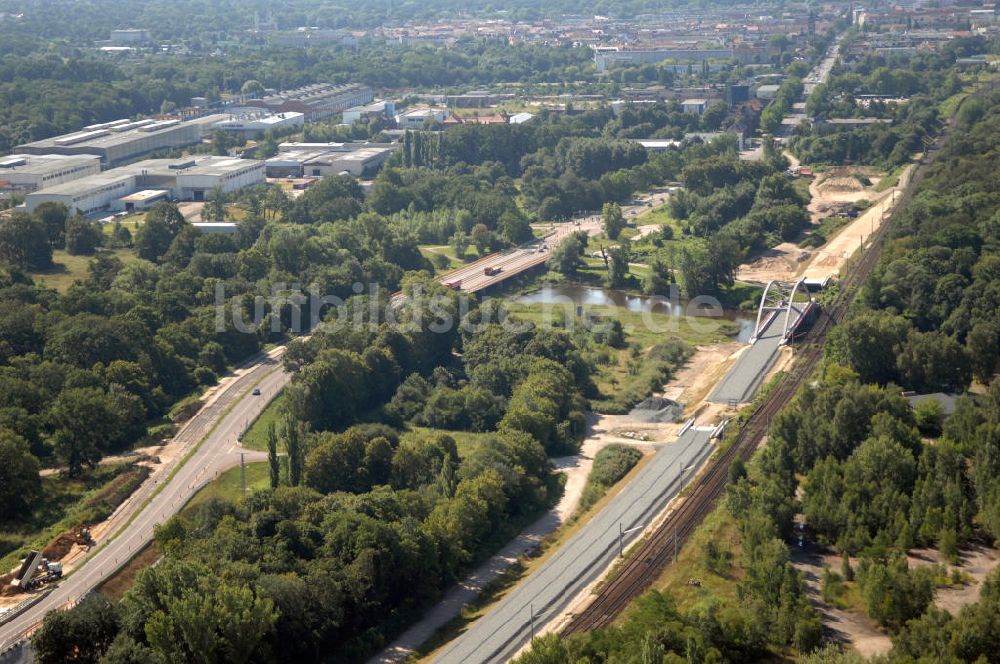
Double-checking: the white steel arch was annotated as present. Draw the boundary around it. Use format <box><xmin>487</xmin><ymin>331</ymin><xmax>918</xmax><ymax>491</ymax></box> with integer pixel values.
<box><xmin>750</xmin><ymin>277</ymin><xmax>807</xmax><ymax>344</ymax></box>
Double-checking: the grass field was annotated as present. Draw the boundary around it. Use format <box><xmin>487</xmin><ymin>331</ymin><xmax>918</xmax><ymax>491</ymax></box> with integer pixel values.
<box><xmin>419</xmin><ymin>244</ymin><xmax>466</xmax><ymax>271</ymax></box>
<box><xmin>183</xmin><ymin>461</ymin><xmax>271</xmax><ymax>512</ymax></box>
<box><xmin>645</xmin><ymin>502</ymin><xmax>744</xmax><ymax>615</ymax></box>
<box><xmin>28</xmin><ymin>248</ymin><xmax>137</xmax><ymax>292</ymax></box>
<box><xmin>504</xmin><ymin>301</ymin><xmax>739</xmax><ymax>348</ymax></box>
<box><xmin>504</xmin><ymin>300</ymin><xmax>736</xmax><ymax>413</ymax></box>
<box><xmin>401</xmin><ymin>426</ymin><xmax>495</xmax><ymax>459</ymax></box>
<box><xmin>30</xmin><ymin>249</ymin><xmax>138</xmax><ymax>293</ymax></box>
<box><xmin>240</xmin><ymin>393</ymin><xmax>287</xmax><ymax>452</ymax></box>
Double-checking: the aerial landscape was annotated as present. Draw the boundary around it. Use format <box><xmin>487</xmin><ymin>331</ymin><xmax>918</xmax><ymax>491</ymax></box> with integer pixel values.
<box><xmin>0</xmin><ymin>0</ymin><xmax>998</xmax><ymax>662</ymax></box>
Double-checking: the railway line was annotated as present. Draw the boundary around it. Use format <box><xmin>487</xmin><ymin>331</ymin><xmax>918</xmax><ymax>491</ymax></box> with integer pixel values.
<box><xmin>558</xmin><ymin>104</ymin><xmax>952</xmax><ymax>636</ymax></box>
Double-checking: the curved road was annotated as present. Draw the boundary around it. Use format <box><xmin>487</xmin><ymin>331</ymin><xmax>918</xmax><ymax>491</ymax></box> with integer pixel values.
<box><xmin>0</xmin><ymin>348</ymin><xmax>292</xmax><ymax>651</ymax></box>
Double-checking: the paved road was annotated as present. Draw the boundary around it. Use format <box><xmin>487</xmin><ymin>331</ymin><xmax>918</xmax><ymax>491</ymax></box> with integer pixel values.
<box><xmin>433</xmin><ymin>427</ymin><xmax>715</xmax><ymax>664</ymax></box>
<box><xmin>0</xmin><ymin>350</ymin><xmax>291</xmax><ymax>651</ymax></box>
<box><xmin>435</xmin><ymin>189</ymin><xmax>671</xmax><ymax>293</ymax></box>
<box><xmin>708</xmin><ymin>304</ymin><xmax>804</xmax><ymax>404</ymax></box>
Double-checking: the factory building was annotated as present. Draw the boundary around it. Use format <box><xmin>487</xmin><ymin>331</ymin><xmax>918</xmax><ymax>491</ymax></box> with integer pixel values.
<box><xmin>244</xmin><ymin>84</ymin><xmax>373</xmax><ymax>121</ymax></box>
<box><xmin>394</xmin><ymin>108</ymin><xmax>448</xmax><ymax>129</ymax></box>
<box><xmin>211</xmin><ymin>112</ymin><xmax>305</xmax><ymax>138</ymax></box>
<box><xmin>15</xmin><ymin>115</ymin><xmax>227</xmax><ymax>168</ymax></box>
<box><xmin>265</xmin><ymin>142</ymin><xmax>398</xmax><ymax>178</ymax></box>
<box><xmin>25</xmin><ymin>156</ymin><xmax>265</xmax><ymax>214</ymax></box>
<box><xmin>342</xmin><ymin>100</ymin><xmax>396</xmax><ymax>125</ymax></box>
<box><xmin>0</xmin><ymin>154</ymin><xmax>102</xmax><ymax>195</ymax></box>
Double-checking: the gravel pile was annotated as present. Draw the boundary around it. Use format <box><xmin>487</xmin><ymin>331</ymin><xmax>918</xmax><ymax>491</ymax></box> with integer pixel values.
<box><xmin>628</xmin><ymin>397</ymin><xmax>684</xmax><ymax>423</ymax></box>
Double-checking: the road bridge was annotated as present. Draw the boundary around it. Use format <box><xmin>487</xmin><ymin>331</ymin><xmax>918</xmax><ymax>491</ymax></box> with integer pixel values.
<box><xmin>709</xmin><ymin>279</ymin><xmax>811</xmax><ymax>405</ymax></box>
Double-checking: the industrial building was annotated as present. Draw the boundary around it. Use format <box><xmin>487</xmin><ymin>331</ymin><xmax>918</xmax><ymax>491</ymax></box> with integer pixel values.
<box><xmin>342</xmin><ymin>101</ymin><xmax>396</xmax><ymax>125</ymax></box>
<box><xmin>394</xmin><ymin>108</ymin><xmax>448</xmax><ymax>129</ymax></box>
<box><xmin>0</xmin><ymin>154</ymin><xmax>102</xmax><ymax>195</ymax></box>
<box><xmin>681</xmin><ymin>99</ymin><xmax>709</xmax><ymax>114</ymax></box>
<box><xmin>16</xmin><ymin>115</ymin><xmax>227</xmax><ymax>167</ymax></box>
<box><xmin>244</xmin><ymin>84</ymin><xmax>374</xmax><ymax>121</ymax></box>
<box><xmin>212</xmin><ymin>112</ymin><xmax>304</xmax><ymax>138</ymax></box>
<box><xmin>265</xmin><ymin>143</ymin><xmax>398</xmax><ymax>178</ymax></box>
<box><xmin>24</xmin><ymin>156</ymin><xmax>265</xmax><ymax>214</ymax></box>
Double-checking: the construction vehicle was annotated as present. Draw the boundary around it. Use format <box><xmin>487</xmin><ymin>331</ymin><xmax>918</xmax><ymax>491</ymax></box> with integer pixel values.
<box><xmin>484</xmin><ymin>266</ymin><xmax>501</xmax><ymax>276</ymax></box>
<box><xmin>10</xmin><ymin>551</ymin><xmax>62</xmax><ymax>591</ymax></box>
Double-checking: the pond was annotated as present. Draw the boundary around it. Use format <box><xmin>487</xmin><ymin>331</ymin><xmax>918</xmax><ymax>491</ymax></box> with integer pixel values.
<box><xmin>513</xmin><ymin>285</ymin><xmax>755</xmax><ymax>342</ymax></box>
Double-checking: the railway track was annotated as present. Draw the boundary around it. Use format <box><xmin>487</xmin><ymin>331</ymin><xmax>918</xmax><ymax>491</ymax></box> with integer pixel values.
<box><xmin>560</xmin><ymin>141</ymin><xmax>929</xmax><ymax>637</ymax></box>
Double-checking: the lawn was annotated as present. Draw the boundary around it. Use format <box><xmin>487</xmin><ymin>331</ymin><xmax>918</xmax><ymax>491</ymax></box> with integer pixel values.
<box><xmin>504</xmin><ymin>301</ymin><xmax>739</xmax><ymax>349</ymax></box>
<box><xmin>28</xmin><ymin>248</ymin><xmax>137</xmax><ymax>293</ymax></box>
<box><xmin>182</xmin><ymin>461</ymin><xmax>271</xmax><ymax>513</ymax></box>
<box><xmin>401</xmin><ymin>426</ymin><xmax>495</xmax><ymax>459</ymax></box>
<box><xmin>504</xmin><ymin>300</ymin><xmax>736</xmax><ymax>413</ymax></box>
<box><xmin>644</xmin><ymin>502</ymin><xmax>744</xmax><ymax>615</ymax></box>
<box><xmin>240</xmin><ymin>393</ymin><xmax>288</xmax><ymax>452</ymax></box>
<box><xmin>419</xmin><ymin>244</ymin><xmax>466</xmax><ymax>271</ymax></box>
<box><xmin>628</xmin><ymin>203</ymin><xmax>678</xmax><ymax>230</ymax></box>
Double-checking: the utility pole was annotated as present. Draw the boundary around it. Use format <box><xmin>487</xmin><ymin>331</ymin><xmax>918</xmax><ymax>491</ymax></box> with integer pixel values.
<box><xmin>240</xmin><ymin>452</ymin><xmax>246</xmax><ymax>497</ymax></box>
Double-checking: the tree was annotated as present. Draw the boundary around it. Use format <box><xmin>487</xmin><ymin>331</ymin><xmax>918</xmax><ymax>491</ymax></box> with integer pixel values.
<box><xmin>606</xmin><ymin>243</ymin><xmax>631</xmax><ymax>288</ymax></box>
<box><xmin>65</xmin><ymin>214</ymin><xmax>103</xmax><ymax>255</ymax></box>
<box><xmin>33</xmin><ymin>594</ymin><xmax>119</xmax><ymax>664</ymax></box>
<box><xmin>0</xmin><ymin>213</ymin><xmax>52</xmax><ymax>270</ymax></box>
<box><xmin>550</xmin><ymin>231</ymin><xmax>586</xmax><ymax>276</ymax></box>
<box><xmin>241</xmin><ymin>79</ymin><xmax>265</xmax><ymax>98</ymax></box>
<box><xmin>201</xmin><ymin>186</ymin><xmax>227</xmax><ymax>222</ymax></box>
<box><xmin>0</xmin><ymin>428</ymin><xmax>41</xmax><ymax>521</ymax></box>
<box><xmin>450</xmin><ymin>231</ymin><xmax>470</xmax><ymax>260</ymax></box>
<box><xmin>135</xmin><ymin>203</ymin><xmax>187</xmax><ymax>262</ymax></box>
<box><xmin>602</xmin><ymin>202</ymin><xmax>626</xmax><ymax>240</ymax></box>
<box><xmin>968</xmin><ymin>321</ymin><xmax>1000</xmax><ymax>384</ymax></box>
<box><xmin>471</xmin><ymin>223</ymin><xmax>494</xmax><ymax>256</ymax></box>
<box><xmin>283</xmin><ymin>416</ymin><xmax>304</xmax><ymax>487</ymax></box>
<box><xmin>825</xmin><ymin>312</ymin><xmax>912</xmax><ymax>385</ymax></box>
<box><xmin>211</xmin><ymin>129</ymin><xmax>234</xmax><ymax>156</ymax></box>
<box><xmin>34</xmin><ymin>202</ymin><xmax>70</xmax><ymax>248</ymax></box>
<box><xmin>896</xmin><ymin>330</ymin><xmax>972</xmax><ymax>392</ymax></box>
<box><xmin>267</xmin><ymin>422</ymin><xmax>280</xmax><ymax>489</ymax></box>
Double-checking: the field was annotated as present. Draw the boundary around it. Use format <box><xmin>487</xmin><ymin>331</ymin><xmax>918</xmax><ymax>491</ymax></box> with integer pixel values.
<box><xmin>28</xmin><ymin>248</ymin><xmax>137</xmax><ymax>293</ymax></box>
<box><xmin>401</xmin><ymin>426</ymin><xmax>495</xmax><ymax>459</ymax></box>
<box><xmin>419</xmin><ymin>244</ymin><xmax>466</xmax><ymax>271</ymax></box>
<box><xmin>645</xmin><ymin>502</ymin><xmax>744</xmax><ymax>615</ymax></box>
<box><xmin>240</xmin><ymin>393</ymin><xmax>288</xmax><ymax>452</ymax></box>
<box><xmin>183</xmin><ymin>461</ymin><xmax>271</xmax><ymax>512</ymax></box>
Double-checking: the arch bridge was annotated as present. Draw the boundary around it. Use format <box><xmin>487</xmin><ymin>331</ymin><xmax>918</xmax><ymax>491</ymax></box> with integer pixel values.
<box><xmin>751</xmin><ymin>278</ymin><xmax>809</xmax><ymax>345</ymax></box>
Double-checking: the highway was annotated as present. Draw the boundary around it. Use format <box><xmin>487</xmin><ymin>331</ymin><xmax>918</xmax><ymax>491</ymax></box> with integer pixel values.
<box><xmin>0</xmin><ymin>348</ymin><xmax>291</xmax><ymax>652</ymax></box>
<box><xmin>709</xmin><ymin>304</ymin><xmax>805</xmax><ymax>405</ymax></box>
<box><xmin>433</xmin><ymin>427</ymin><xmax>715</xmax><ymax>664</ymax></box>
<box><xmin>435</xmin><ymin>190</ymin><xmax>671</xmax><ymax>293</ymax></box>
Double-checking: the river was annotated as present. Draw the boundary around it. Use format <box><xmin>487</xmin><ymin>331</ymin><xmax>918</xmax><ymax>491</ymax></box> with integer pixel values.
<box><xmin>513</xmin><ymin>285</ymin><xmax>754</xmax><ymax>342</ymax></box>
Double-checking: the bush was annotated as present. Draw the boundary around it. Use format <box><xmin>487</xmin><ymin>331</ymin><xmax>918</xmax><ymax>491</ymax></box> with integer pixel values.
<box><xmin>575</xmin><ymin>444</ymin><xmax>643</xmax><ymax>517</ymax></box>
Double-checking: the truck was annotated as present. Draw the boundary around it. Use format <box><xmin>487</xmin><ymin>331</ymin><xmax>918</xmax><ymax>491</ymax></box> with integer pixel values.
<box><xmin>484</xmin><ymin>266</ymin><xmax>501</xmax><ymax>276</ymax></box>
<box><xmin>24</xmin><ymin>560</ymin><xmax>62</xmax><ymax>590</ymax></box>
<box><xmin>11</xmin><ymin>551</ymin><xmax>62</xmax><ymax>591</ymax></box>
<box><xmin>444</xmin><ymin>279</ymin><xmax>462</xmax><ymax>290</ymax></box>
